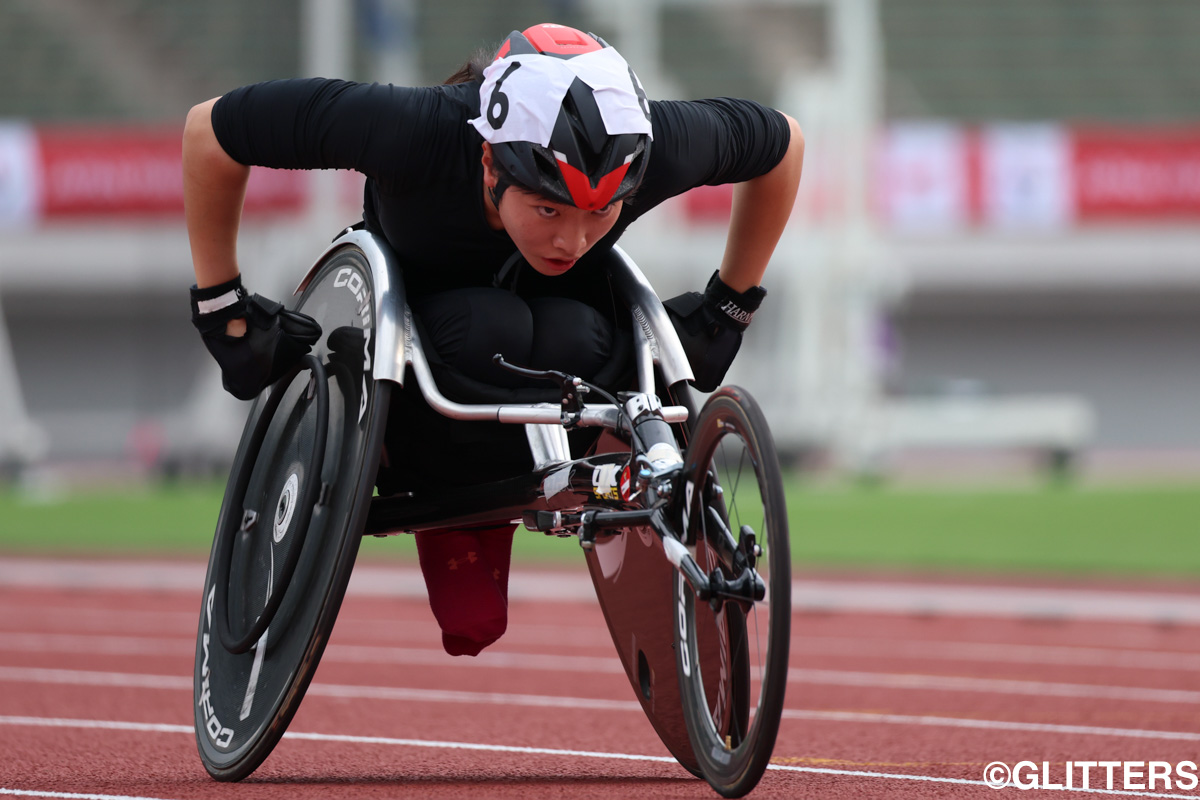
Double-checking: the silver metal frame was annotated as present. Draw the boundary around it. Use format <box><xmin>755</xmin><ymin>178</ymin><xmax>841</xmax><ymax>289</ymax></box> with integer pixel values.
<box><xmin>606</xmin><ymin>244</ymin><xmax>694</xmax><ymax>389</ymax></box>
<box><xmin>295</xmin><ymin>230</ymin><xmax>691</xmax><ymax>466</ymax></box>
<box><xmin>295</xmin><ymin>228</ymin><xmax>408</xmax><ymax>385</ymax></box>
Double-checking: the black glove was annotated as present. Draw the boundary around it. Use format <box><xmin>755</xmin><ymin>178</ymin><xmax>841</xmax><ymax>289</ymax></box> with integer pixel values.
<box><xmin>190</xmin><ymin>275</ymin><xmax>322</xmax><ymax>400</ymax></box>
<box><xmin>663</xmin><ymin>271</ymin><xmax>766</xmax><ymax>392</ymax></box>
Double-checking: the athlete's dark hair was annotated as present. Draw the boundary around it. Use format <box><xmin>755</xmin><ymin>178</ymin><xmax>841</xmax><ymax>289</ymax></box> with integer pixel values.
<box><xmin>445</xmin><ymin>42</ymin><xmax>564</xmax><ymax>207</ymax></box>
<box><xmin>443</xmin><ymin>47</ymin><xmax>491</xmax><ymax>86</ymax></box>
<box><xmin>445</xmin><ymin>43</ymin><xmax>533</xmax><ymax>204</ymax></box>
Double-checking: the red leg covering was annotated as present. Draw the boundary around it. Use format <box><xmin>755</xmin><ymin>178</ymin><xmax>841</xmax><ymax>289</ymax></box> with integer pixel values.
<box><xmin>478</xmin><ymin>524</ymin><xmax>514</xmax><ymax>599</ymax></box>
<box><xmin>414</xmin><ymin>526</ymin><xmax>516</xmax><ymax>656</ymax></box>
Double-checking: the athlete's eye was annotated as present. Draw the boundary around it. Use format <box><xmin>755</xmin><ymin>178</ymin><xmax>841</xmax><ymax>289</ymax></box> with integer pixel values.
<box><xmin>536</xmin><ymin>205</ymin><xmax>558</xmax><ymax>218</ymax></box>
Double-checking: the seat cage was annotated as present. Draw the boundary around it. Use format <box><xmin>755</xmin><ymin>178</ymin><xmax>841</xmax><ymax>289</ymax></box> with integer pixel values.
<box><xmin>294</xmin><ymin>228</ymin><xmax>694</xmax><ymax>468</ymax></box>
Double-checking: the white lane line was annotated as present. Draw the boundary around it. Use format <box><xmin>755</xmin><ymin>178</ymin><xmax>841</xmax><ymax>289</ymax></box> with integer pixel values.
<box><xmin>0</xmin><ymin>667</ymin><xmax>639</xmax><ymax>711</ymax></box>
<box><xmin>781</xmin><ymin>710</ymin><xmax>1200</xmax><ymax>742</ymax></box>
<box><xmin>1</xmin><ymin>717</ymin><xmax>1197</xmax><ymax>800</ymax></box>
<box><xmin>0</xmin><ymin>717</ymin><xmax>190</xmax><ymax>734</ymax></box>
<box><xmin>0</xmin><ymin>609</ymin><xmax>198</xmax><ymax>636</ymax></box>
<box><xmin>283</xmin><ymin>730</ymin><xmax>679</xmax><ymax>762</ymax></box>
<box><xmin>1</xmin><ymin>671</ymin><xmax>1197</xmax><ymax>742</ymax></box>
<box><xmin>0</xmin><ymin>633</ymin><xmax>188</xmax><ymax>658</ymax></box>
<box><xmin>0</xmin><ymin>635</ymin><xmax>625</xmax><ymax>673</ymax></box>
<box><xmin>0</xmin><ymin>613</ymin><xmax>608</xmax><ymax>650</ymax></box>
<box><xmin>308</xmin><ymin>683</ymin><xmax>640</xmax><ymax>711</ymax></box>
<box><xmin>5</xmin><ymin>663</ymin><xmax>1200</xmax><ymax>707</ymax></box>
<box><xmin>8</xmin><ymin>631</ymin><xmax>1200</xmax><ymax>673</ymax></box>
<box><xmin>0</xmin><ymin>561</ymin><xmax>597</xmax><ymax>603</ymax></box>
<box><xmin>325</xmin><ymin>644</ymin><xmax>622</xmax><ymax>673</ymax></box>
<box><xmin>798</xmin><ymin>636</ymin><xmax>1200</xmax><ymax>672</ymax></box>
<box><xmin>0</xmin><ymin>789</ymin><xmax>181</xmax><ymax>800</ymax></box>
<box><xmin>789</xmin><ymin>668</ymin><xmax>1200</xmax><ymax>704</ymax></box>
<box><xmin>5</xmin><ymin>557</ymin><xmax>1200</xmax><ymax>623</ymax></box>
<box><xmin>794</xmin><ymin>581</ymin><xmax>1200</xmax><ymax>624</ymax></box>
<box><xmin>0</xmin><ymin>667</ymin><xmax>190</xmax><ymax>690</ymax></box>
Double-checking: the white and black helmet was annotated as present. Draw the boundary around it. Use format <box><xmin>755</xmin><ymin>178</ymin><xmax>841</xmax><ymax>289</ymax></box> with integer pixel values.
<box><xmin>471</xmin><ymin>23</ymin><xmax>653</xmax><ymax>210</ymax></box>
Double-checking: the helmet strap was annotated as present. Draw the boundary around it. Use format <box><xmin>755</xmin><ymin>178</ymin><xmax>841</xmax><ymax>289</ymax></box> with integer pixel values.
<box><xmin>488</xmin><ymin>176</ymin><xmax>512</xmax><ymax>210</ymax></box>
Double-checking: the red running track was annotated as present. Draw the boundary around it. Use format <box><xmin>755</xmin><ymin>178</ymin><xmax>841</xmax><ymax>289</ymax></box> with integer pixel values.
<box><xmin>0</xmin><ymin>556</ymin><xmax>1199</xmax><ymax>799</ymax></box>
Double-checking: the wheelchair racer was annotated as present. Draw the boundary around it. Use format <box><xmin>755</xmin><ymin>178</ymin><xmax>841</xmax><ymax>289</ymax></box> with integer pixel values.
<box><xmin>183</xmin><ymin>23</ymin><xmax>803</xmax><ymax>658</ymax></box>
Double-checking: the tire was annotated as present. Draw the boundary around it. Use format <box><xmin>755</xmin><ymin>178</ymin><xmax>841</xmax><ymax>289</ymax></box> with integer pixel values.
<box><xmin>674</xmin><ymin>386</ymin><xmax>790</xmax><ymax>798</ymax></box>
<box><xmin>194</xmin><ymin>246</ymin><xmax>391</xmax><ymax>781</ymax></box>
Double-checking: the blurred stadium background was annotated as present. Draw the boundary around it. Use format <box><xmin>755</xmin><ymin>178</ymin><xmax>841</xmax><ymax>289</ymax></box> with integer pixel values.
<box><xmin>1</xmin><ymin>0</ymin><xmax>1198</xmax><ymax>486</ymax></box>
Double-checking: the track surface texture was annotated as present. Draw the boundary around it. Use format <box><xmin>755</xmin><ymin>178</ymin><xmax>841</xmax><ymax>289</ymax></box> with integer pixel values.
<box><xmin>1</xmin><ymin>556</ymin><xmax>1198</xmax><ymax>799</ymax></box>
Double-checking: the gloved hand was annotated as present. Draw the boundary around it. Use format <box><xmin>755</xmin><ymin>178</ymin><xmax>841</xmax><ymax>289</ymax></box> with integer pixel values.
<box><xmin>190</xmin><ymin>275</ymin><xmax>322</xmax><ymax>400</ymax></box>
<box><xmin>663</xmin><ymin>271</ymin><xmax>766</xmax><ymax>392</ymax></box>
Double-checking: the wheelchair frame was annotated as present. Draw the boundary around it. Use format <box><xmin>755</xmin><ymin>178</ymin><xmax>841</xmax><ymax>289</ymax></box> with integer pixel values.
<box><xmin>294</xmin><ymin>228</ymin><xmax>693</xmax><ymax>414</ymax></box>
<box><xmin>195</xmin><ymin>228</ymin><xmax>788</xmax><ymax>797</ymax></box>
<box><xmin>295</xmin><ymin>229</ymin><xmax>698</xmax><ymax>533</ymax></box>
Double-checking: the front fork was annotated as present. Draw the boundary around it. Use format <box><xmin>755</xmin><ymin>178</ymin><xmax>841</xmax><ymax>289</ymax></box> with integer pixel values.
<box><xmin>522</xmin><ymin>385</ymin><xmax>765</xmax><ymax>611</ymax></box>
<box><xmin>664</xmin><ymin>449</ymin><xmax>767</xmax><ymax>611</ymax></box>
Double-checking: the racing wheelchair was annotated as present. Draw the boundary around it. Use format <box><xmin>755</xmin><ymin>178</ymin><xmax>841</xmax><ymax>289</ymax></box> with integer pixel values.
<box><xmin>192</xmin><ymin>227</ymin><xmax>791</xmax><ymax>798</ymax></box>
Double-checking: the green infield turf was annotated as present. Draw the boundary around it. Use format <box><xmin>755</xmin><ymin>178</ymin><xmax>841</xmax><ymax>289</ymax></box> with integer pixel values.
<box><xmin>0</xmin><ymin>478</ymin><xmax>1195</xmax><ymax>575</ymax></box>
<box><xmin>786</xmin><ymin>482</ymin><xmax>1199</xmax><ymax>575</ymax></box>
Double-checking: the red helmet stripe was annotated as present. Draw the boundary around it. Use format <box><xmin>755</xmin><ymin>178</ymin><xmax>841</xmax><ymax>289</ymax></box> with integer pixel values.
<box><xmin>524</xmin><ymin>24</ymin><xmax>603</xmax><ymax>56</ymax></box>
<box><xmin>556</xmin><ymin>159</ymin><xmax>631</xmax><ymax>210</ymax></box>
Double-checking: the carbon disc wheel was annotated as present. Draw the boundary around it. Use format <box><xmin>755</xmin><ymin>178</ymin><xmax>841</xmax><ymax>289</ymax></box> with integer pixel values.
<box><xmin>675</xmin><ymin>386</ymin><xmax>790</xmax><ymax>797</ymax></box>
<box><xmin>194</xmin><ymin>246</ymin><xmax>390</xmax><ymax>781</ymax></box>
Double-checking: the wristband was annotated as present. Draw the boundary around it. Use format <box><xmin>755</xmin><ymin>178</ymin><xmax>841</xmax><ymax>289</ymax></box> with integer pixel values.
<box><xmin>190</xmin><ymin>275</ymin><xmax>248</xmax><ymax>334</ymax></box>
<box><xmin>702</xmin><ymin>271</ymin><xmax>766</xmax><ymax>331</ymax></box>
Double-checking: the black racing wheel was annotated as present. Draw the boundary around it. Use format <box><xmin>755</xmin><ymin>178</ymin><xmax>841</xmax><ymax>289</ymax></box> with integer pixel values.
<box><xmin>675</xmin><ymin>386</ymin><xmax>791</xmax><ymax>798</ymax></box>
<box><xmin>194</xmin><ymin>245</ymin><xmax>391</xmax><ymax>781</ymax></box>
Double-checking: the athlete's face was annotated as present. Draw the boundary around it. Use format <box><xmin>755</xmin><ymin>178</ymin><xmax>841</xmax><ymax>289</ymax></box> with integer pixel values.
<box><xmin>482</xmin><ymin>144</ymin><xmax>623</xmax><ymax>277</ymax></box>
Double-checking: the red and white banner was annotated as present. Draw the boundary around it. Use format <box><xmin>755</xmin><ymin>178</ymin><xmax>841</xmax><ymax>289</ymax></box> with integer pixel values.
<box><xmin>876</xmin><ymin>123</ymin><xmax>973</xmax><ymax>231</ymax></box>
<box><xmin>35</xmin><ymin>125</ymin><xmax>306</xmax><ymax>218</ymax></box>
<box><xmin>980</xmin><ymin>125</ymin><xmax>1072</xmax><ymax>229</ymax></box>
<box><xmin>1072</xmin><ymin>127</ymin><xmax>1200</xmax><ymax>219</ymax></box>
<box><xmin>0</xmin><ymin>124</ymin><xmax>307</xmax><ymax>225</ymax></box>
<box><xmin>0</xmin><ymin>124</ymin><xmax>40</xmax><ymax>227</ymax></box>
<box><xmin>869</xmin><ymin>123</ymin><xmax>1200</xmax><ymax>231</ymax></box>
<box><xmin>38</xmin><ymin>125</ymin><xmax>191</xmax><ymax>217</ymax></box>
<box><xmin>3</xmin><ymin>121</ymin><xmax>1199</xmax><ymax>230</ymax></box>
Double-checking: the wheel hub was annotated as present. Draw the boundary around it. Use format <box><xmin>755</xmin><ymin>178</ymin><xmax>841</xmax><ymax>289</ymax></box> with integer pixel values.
<box><xmin>273</xmin><ymin>472</ymin><xmax>299</xmax><ymax>543</ymax></box>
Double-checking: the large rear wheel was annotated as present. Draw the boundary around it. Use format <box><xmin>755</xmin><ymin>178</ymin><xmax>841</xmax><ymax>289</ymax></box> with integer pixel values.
<box><xmin>675</xmin><ymin>386</ymin><xmax>790</xmax><ymax>797</ymax></box>
<box><xmin>194</xmin><ymin>245</ymin><xmax>390</xmax><ymax>781</ymax></box>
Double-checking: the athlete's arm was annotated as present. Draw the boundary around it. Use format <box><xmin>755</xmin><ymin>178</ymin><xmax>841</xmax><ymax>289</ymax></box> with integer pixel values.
<box><xmin>718</xmin><ymin>113</ymin><xmax>804</xmax><ymax>293</ymax></box>
<box><xmin>653</xmin><ymin>103</ymin><xmax>804</xmax><ymax>391</ymax></box>
<box><xmin>184</xmin><ymin>98</ymin><xmax>249</xmax><ymax>289</ymax></box>
<box><xmin>183</xmin><ymin>98</ymin><xmax>250</xmax><ymax>336</ymax></box>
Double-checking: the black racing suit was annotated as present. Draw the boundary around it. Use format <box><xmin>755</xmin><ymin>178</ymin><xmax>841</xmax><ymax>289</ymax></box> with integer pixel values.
<box><xmin>211</xmin><ymin>78</ymin><xmax>791</xmax><ymax>486</ymax></box>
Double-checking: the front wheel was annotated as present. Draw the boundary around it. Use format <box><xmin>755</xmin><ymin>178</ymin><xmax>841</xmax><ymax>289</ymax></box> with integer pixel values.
<box><xmin>675</xmin><ymin>386</ymin><xmax>790</xmax><ymax>798</ymax></box>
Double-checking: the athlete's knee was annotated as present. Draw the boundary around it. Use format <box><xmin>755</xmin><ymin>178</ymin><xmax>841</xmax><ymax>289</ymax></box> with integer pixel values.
<box><xmin>527</xmin><ymin>296</ymin><xmax>614</xmax><ymax>378</ymax></box>
<box><xmin>412</xmin><ymin>288</ymin><xmax>534</xmax><ymax>386</ymax></box>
